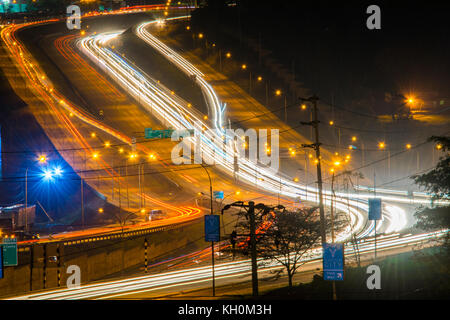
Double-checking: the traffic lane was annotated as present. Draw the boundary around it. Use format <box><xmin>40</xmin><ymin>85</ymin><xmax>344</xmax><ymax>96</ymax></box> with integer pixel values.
<box><xmin>2</xmin><ymin>24</ymin><xmax>204</xmax><ymax>241</ymax></box>
<box><xmin>91</xmin><ymin>233</ymin><xmax>431</xmax><ymax>300</ymax></box>
<box><xmin>36</xmin><ymin>28</ymin><xmax>209</xmax><ymax>204</ymax></box>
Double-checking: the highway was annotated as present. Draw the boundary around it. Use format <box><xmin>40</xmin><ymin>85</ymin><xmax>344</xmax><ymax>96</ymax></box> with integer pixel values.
<box><xmin>8</xmin><ymin>230</ymin><xmax>446</xmax><ymax>300</ymax></box>
<box><xmin>0</xmin><ymin>12</ymin><xmax>210</xmax><ymax>243</ymax></box>
<box><xmin>1</xmin><ymin>10</ymin><xmax>448</xmax><ymax>299</ymax></box>
<box><xmin>77</xmin><ymin>15</ymin><xmax>447</xmax><ymax>243</ymax></box>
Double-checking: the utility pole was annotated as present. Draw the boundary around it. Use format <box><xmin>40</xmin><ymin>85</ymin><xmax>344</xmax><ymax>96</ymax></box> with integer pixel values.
<box><xmin>300</xmin><ymin>95</ymin><xmax>327</xmax><ymax>244</ymax></box>
<box><xmin>330</xmin><ymin>171</ymin><xmax>337</xmax><ymax>301</ymax></box>
<box><xmin>248</xmin><ymin>201</ymin><xmax>258</xmax><ymax>296</ymax></box>
<box><xmin>221</xmin><ymin>201</ymin><xmax>258</xmax><ymax>296</ymax></box>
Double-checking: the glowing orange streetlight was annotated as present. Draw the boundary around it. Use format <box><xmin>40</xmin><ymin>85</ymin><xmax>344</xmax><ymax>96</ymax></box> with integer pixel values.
<box><xmin>225</xmin><ymin>52</ymin><xmax>231</xmax><ymax>58</ymax></box>
<box><xmin>129</xmin><ymin>153</ymin><xmax>138</xmax><ymax>160</ymax></box>
<box><xmin>301</xmin><ymin>104</ymin><xmax>307</xmax><ymax>110</ymax></box>
<box><xmin>257</xmin><ymin>76</ymin><xmax>262</xmax><ymax>81</ymax></box>
<box><xmin>275</xmin><ymin>89</ymin><xmax>282</xmax><ymax>96</ymax></box>
<box><xmin>406</xmin><ymin>143</ymin><xmax>412</xmax><ymax>149</ymax></box>
<box><xmin>38</xmin><ymin>155</ymin><xmax>47</xmax><ymax>163</ymax></box>
<box><xmin>241</xmin><ymin>64</ymin><xmax>247</xmax><ymax>70</ymax></box>
<box><xmin>378</xmin><ymin>142</ymin><xmax>386</xmax><ymax>150</ymax></box>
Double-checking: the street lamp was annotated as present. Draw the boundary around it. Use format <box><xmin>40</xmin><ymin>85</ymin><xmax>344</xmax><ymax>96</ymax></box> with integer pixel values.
<box><xmin>25</xmin><ymin>155</ymin><xmax>49</xmax><ymax>231</ymax></box>
<box><xmin>199</xmin><ymin>163</ymin><xmax>216</xmax><ymax>297</ymax></box>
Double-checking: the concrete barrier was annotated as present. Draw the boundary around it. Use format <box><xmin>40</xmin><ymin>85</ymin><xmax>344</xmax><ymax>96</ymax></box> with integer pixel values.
<box><xmin>0</xmin><ymin>217</ymin><xmax>205</xmax><ymax>298</ymax></box>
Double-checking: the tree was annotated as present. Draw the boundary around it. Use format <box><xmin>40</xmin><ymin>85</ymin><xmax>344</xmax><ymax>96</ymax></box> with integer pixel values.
<box><xmin>224</xmin><ymin>202</ymin><xmax>347</xmax><ymax>288</ymax></box>
<box><xmin>412</xmin><ymin>136</ymin><xmax>450</xmax><ymax>244</ymax></box>
<box><xmin>257</xmin><ymin>207</ymin><xmax>322</xmax><ymax>287</ymax></box>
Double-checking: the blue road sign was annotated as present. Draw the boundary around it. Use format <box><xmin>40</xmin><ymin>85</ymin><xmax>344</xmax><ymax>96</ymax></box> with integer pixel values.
<box><xmin>323</xmin><ymin>243</ymin><xmax>344</xmax><ymax>281</ymax></box>
<box><xmin>204</xmin><ymin>215</ymin><xmax>220</xmax><ymax>242</ymax></box>
<box><xmin>368</xmin><ymin>198</ymin><xmax>382</xmax><ymax>220</ymax></box>
<box><xmin>213</xmin><ymin>191</ymin><xmax>224</xmax><ymax>199</ymax></box>
<box><xmin>0</xmin><ymin>247</ymin><xmax>3</xmax><ymax>279</ymax></box>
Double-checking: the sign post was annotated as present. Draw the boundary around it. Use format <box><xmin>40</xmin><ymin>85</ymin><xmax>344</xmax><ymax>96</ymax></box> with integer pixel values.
<box><xmin>368</xmin><ymin>198</ymin><xmax>382</xmax><ymax>260</ymax></box>
<box><xmin>205</xmin><ymin>214</ymin><xmax>220</xmax><ymax>296</ymax></box>
<box><xmin>2</xmin><ymin>238</ymin><xmax>18</xmax><ymax>266</ymax></box>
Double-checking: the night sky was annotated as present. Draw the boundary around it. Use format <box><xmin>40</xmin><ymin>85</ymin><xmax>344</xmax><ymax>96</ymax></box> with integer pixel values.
<box><xmin>197</xmin><ymin>0</ymin><xmax>450</xmax><ymax>106</ymax></box>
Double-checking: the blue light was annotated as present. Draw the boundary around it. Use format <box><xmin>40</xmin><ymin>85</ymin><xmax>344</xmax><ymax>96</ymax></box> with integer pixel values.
<box><xmin>53</xmin><ymin>167</ymin><xmax>63</xmax><ymax>177</ymax></box>
<box><xmin>43</xmin><ymin>169</ymin><xmax>54</xmax><ymax>180</ymax></box>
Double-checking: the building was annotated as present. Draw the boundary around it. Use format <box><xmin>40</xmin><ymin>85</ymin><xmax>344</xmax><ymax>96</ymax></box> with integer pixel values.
<box><xmin>0</xmin><ymin>204</ymin><xmax>35</xmax><ymax>232</ymax></box>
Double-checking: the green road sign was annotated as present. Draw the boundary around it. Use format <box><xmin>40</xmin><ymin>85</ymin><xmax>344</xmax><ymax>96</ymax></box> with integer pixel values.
<box><xmin>145</xmin><ymin>128</ymin><xmax>195</xmax><ymax>139</ymax></box>
<box><xmin>2</xmin><ymin>238</ymin><xmax>18</xmax><ymax>266</ymax></box>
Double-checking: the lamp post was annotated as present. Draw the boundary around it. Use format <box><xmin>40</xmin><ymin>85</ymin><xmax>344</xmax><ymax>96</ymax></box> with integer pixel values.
<box><xmin>25</xmin><ymin>155</ymin><xmax>47</xmax><ymax>232</ymax></box>
<box><xmin>200</xmin><ymin>163</ymin><xmax>215</xmax><ymax>297</ymax></box>
<box><xmin>81</xmin><ymin>177</ymin><xmax>84</xmax><ymax>230</ymax></box>
<box><xmin>25</xmin><ymin>168</ymin><xmax>28</xmax><ymax>232</ymax></box>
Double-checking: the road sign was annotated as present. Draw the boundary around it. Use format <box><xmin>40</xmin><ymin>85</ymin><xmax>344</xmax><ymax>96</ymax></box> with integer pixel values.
<box><xmin>368</xmin><ymin>198</ymin><xmax>382</xmax><ymax>220</ymax></box>
<box><xmin>204</xmin><ymin>215</ymin><xmax>220</xmax><ymax>242</ymax></box>
<box><xmin>2</xmin><ymin>238</ymin><xmax>18</xmax><ymax>266</ymax></box>
<box><xmin>0</xmin><ymin>248</ymin><xmax>3</xmax><ymax>279</ymax></box>
<box><xmin>213</xmin><ymin>191</ymin><xmax>224</xmax><ymax>199</ymax></box>
<box><xmin>323</xmin><ymin>243</ymin><xmax>344</xmax><ymax>281</ymax></box>
<box><xmin>145</xmin><ymin>128</ymin><xmax>194</xmax><ymax>139</ymax></box>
